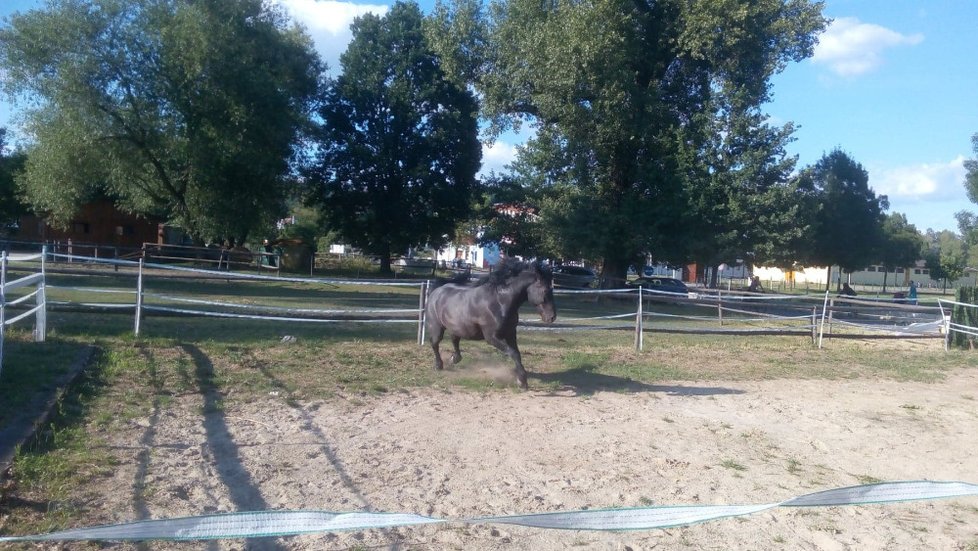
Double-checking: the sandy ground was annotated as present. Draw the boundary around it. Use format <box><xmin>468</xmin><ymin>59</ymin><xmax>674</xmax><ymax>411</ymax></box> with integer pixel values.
<box><xmin>60</xmin><ymin>366</ymin><xmax>978</xmax><ymax>550</ymax></box>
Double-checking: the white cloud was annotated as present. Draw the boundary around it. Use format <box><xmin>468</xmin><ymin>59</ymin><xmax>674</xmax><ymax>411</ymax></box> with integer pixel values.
<box><xmin>872</xmin><ymin>156</ymin><xmax>966</xmax><ymax>202</ymax></box>
<box><xmin>479</xmin><ymin>140</ymin><xmax>520</xmax><ymax>177</ymax></box>
<box><xmin>274</xmin><ymin>0</ymin><xmax>388</xmax><ymax>72</ymax></box>
<box><xmin>813</xmin><ymin>17</ymin><xmax>923</xmax><ymax>77</ymax></box>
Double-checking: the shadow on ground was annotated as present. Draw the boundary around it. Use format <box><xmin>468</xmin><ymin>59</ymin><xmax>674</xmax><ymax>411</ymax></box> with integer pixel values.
<box><xmin>530</xmin><ymin>365</ymin><xmax>745</xmax><ymax>397</ymax></box>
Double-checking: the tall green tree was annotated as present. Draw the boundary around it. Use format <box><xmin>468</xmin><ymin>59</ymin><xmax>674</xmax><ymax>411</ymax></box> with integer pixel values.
<box><xmin>798</xmin><ymin>149</ymin><xmax>887</xmax><ymax>289</ymax></box>
<box><xmin>964</xmin><ymin>133</ymin><xmax>978</xmax><ymax>205</ymax></box>
<box><xmin>752</xmin><ymin>170</ymin><xmax>821</xmax><ymax>272</ymax></box>
<box><xmin>0</xmin><ymin>0</ymin><xmax>322</xmax><ymax>244</ymax></box>
<box><xmin>924</xmin><ymin>229</ymin><xmax>968</xmax><ymax>293</ymax></box>
<box><xmin>309</xmin><ymin>2</ymin><xmax>481</xmax><ymax>275</ymax></box>
<box><xmin>0</xmin><ymin>128</ymin><xmax>29</xmax><ymax>235</ymax></box>
<box><xmin>681</xmin><ymin>109</ymin><xmax>802</xmax><ymax>286</ymax></box>
<box><xmin>960</xmin><ymin>133</ymin><xmax>978</xmax><ymax>265</ymax></box>
<box><xmin>956</xmin><ymin>210</ymin><xmax>978</xmax><ymax>269</ymax></box>
<box><xmin>464</xmin><ymin>0</ymin><xmax>824</xmax><ymax>285</ymax></box>
<box><xmin>876</xmin><ymin>212</ymin><xmax>924</xmax><ymax>292</ymax></box>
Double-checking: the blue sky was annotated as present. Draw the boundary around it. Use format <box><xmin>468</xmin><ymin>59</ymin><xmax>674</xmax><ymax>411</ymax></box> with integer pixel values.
<box><xmin>2</xmin><ymin>0</ymin><xmax>976</xmax><ymax>234</ymax></box>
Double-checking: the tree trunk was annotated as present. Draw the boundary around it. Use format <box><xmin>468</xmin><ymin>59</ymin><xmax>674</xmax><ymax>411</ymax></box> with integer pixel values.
<box><xmin>882</xmin><ymin>269</ymin><xmax>888</xmax><ymax>293</ymax></box>
<box><xmin>599</xmin><ymin>258</ymin><xmax>627</xmax><ymax>289</ymax></box>
<box><xmin>378</xmin><ymin>243</ymin><xmax>393</xmax><ymax>275</ymax></box>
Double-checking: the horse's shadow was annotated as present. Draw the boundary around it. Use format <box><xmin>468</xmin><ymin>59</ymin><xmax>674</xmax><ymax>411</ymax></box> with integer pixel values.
<box><xmin>529</xmin><ymin>364</ymin><xmax>745</xmax><ymax>397</ymax></box>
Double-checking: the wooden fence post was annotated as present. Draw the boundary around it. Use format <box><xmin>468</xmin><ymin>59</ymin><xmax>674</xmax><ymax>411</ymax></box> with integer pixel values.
<box><xmin>717</xmin><ymin>288</ymin><xmax>723</xmax><ymax>326</ymax></box>
<box><xmin>34</xmin><ymin>246</ymin><xmax>46</xmax><ymax>342</ymax></box>
<box><xmin>0</xmin><ymin>251</ymin><xmax>7</xmax><ymax>376</ymax></box>
<box><xmin>417</xmin><ymin>280</ymin><xmax>428</xmax><ymax>346</ymax></box>
<box><xmin>635</xmin><ymin>287</ymin><xmax>644</xmax><ymax>351</ymax></box>
<box><xmin>135</xmin><ymin>258</ymin><xmax>144</xmax><ymax>337</ymax></box>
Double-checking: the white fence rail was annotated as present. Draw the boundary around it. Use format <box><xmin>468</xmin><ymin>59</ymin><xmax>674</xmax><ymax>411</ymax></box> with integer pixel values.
<box><xmin>11</xmin><ymin>253</ymin><xmax>953</xmax><ymax>356</ymax></box>
<box><xmin>0</xmin><ymin>248</ymin><xmax>48</xmax><ymax>378</ymax></box>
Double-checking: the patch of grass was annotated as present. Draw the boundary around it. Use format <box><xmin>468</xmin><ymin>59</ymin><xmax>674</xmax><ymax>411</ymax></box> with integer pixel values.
<box><xmin>0</xmin><ymin>330</ymin><xmax>88</xmax><ymax>431</ymax></box>
<box><xmin>720</xmin><ymin>459</ymin><xmax>747</xmax><ymax>471</ymax></box>
<box><xmin>855</xmin><ymin>474</ymin><xmax>883</xmax><ymax>485</ymax></box>
<box><xmin>4</xmin><ymin>352</ymin><xmax>117</xmax><ymax>535</ymax></box>
<box><xmin>786</xmin><ymin>458</ymin><xmax>802</xmax><ymax>476</ymax></box>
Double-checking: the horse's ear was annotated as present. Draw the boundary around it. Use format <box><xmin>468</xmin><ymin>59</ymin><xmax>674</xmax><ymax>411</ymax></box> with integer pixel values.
<box><xmin>534</xmin><ymin>260</ymin><xmax>553</xmax><ymax>281</ymax></box>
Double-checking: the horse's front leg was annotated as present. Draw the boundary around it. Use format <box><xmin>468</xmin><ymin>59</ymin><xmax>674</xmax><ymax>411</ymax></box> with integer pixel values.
<box><xmin>429</xmin><ymin>326</ymin><xmax>446</xmax><ymax>371</ymax></box>
<box><xmin>451</xmin><ymin>336</ymin><xmax>462</xmax><ymax>364</ymax></box>
<box><xmin>485</xmin><ymin>331</ymin><xmax>527</xmax><ymax>389</ymax></box>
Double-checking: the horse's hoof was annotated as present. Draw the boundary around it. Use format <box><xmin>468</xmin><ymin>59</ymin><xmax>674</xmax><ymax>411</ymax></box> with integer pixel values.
<box><xmin>434</xmin><ymin>363</ymin><xmax>444</xmax><ymax>371</ymax></box>
<box><xmin>451</xmin><ymin>355</ymin><xmax>462</xmax><ymax>364</ymax></box>
<box><xmin>517</xmin><ymin>378</ymin><xmax>528</xmax><ymax>390</ymax></box>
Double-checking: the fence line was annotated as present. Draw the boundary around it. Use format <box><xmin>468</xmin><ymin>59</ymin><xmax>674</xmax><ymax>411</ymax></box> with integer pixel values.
<box><xmin>0</xmin><ymin>248</ymin><xmax>48</xmax><ymax>378</ymax></box>
<box><xmin>14</xmin><ymin>253</ymin><xmax>952</xmax><ymax>351</ymax></box>
<box><xmin>938</xmin><ymin>298</ymin><xmax>978</xmax><ymax>351</ymax></box>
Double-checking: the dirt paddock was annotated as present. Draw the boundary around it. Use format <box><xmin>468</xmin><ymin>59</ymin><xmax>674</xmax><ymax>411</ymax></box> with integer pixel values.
<box><xmin>60</xmin><ymin>359</ymin><xmax>977</xmax><ymax>551</ymax></box>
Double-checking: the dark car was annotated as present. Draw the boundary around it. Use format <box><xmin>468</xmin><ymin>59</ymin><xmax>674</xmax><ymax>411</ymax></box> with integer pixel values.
<box><xmin>552</xmin><ymin>265</ymin><xmax>597</xmax><ymax>288</ymax></box>
<box><xmin>626</xmin><ymin>276</ymin><xmax>689</xmax><ymax>295</ymax></box>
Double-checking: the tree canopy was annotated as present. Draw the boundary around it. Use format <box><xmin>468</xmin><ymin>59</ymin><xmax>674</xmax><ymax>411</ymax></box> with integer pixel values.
<box><xmin>0</xmin><ymin>128</ymin><xmax>28</xmax><ymax>235</ymax></box>
<box><xmin>308</xmin><ymin>1</ymin><xmax>481</xmax><ymax>274</ymax></box>
<box><xmin>0</xmin><ymin>0</ymin><xmax>322</xmax><ymax>244</ymax></box>
<box><xmin>924</xmin><ymin>229</ymin><xmax>968</xmax><ymax>292</ymax></box>
<box><xmin>457</xmin><ymin>0</ymin><xmax>826</xmax><ymax>284</ymax></box>
<box><xmin>797</xmin><ymin>149</ymin><xmax>888</xmax><ymax>286</ymax></box>
<box><xmin>877</xmin><ymin>212</ymin><xmax>924</xmax><ymax>292</ymax></box>
<box><xmin>964</xmin><ymin>133</ymin><xmax>978</xmax><ymax>205</ymax></box>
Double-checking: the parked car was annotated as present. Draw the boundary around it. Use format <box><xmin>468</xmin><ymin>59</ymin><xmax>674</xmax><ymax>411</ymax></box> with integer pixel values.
<box><xmin>552</xmin><ymin>265</ymin><xmax>597</xmax><ymax>288</ymax></box>
<box><xmin>626</xmin><ymin>276</ymin><xmax>689</xmax><ymax>295</ymax></box>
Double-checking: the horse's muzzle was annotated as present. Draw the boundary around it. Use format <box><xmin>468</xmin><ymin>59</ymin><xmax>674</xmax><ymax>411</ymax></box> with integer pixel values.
<box><xmin>538</xmin><ymin>305</ymin><xmax>557</xmax><ymax>324</ymax></box>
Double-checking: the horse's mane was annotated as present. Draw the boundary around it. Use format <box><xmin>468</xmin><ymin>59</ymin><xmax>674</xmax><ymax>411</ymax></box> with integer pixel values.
<box><xmin>428</xmin><ymin>258</ymin><xmax>552</xmax><ymax>291</ymax></box>
<box><xmin>476</xmin><ymin>258</ymin><xmax>551</xmax><ymax>288</ymax></box>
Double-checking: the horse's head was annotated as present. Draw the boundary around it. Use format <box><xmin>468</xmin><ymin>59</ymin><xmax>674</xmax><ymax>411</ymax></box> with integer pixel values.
<box><xmin>527</xmin><ymin>262</ymin><xmax>556</xmax><ymax>323</ymax></box>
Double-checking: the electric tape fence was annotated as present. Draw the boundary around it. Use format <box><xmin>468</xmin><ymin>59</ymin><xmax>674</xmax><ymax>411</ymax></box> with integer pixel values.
<box><xmin>2</xmin><ymin>480</ymin><xmax>977</xmax><ymax>542</ymax></box>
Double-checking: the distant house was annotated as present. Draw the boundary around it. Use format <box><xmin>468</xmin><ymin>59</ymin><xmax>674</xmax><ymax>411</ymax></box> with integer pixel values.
<box><xmin>16</xmin><ymin>200</ymin><xmax>161</xmax><ymax>251</ymax></box>
<box><xmin>434</xmin><ymin>202</ymin><xmax>531</xmax><ymax>269</ymax></box>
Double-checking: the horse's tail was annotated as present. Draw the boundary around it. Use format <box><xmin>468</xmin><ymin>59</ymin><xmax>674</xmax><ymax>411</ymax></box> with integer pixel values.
<box><xmin>429</xmin><ymin>272</ymin><xmax>473</xmax><ymax>290</ymax></box>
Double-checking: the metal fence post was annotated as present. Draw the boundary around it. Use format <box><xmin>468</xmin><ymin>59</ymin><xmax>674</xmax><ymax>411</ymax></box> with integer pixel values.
<box><xmin>818</xmin><ymin>290</ymin><xmax>830</xmax><ymax>349</ymax></box>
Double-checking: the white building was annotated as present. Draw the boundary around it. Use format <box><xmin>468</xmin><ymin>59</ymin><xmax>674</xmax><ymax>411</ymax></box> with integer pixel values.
<box><xmin>753</xmin><ymin>261</ymin><xmax>976</xmax><ymax>290</ymax></box>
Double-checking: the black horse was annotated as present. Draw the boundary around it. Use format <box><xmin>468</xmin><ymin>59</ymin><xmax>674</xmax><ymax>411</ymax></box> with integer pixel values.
<box><xmin>424</xmin><ymin>258</ymin><xmax>556</xmax><ymax>389</ymax></box>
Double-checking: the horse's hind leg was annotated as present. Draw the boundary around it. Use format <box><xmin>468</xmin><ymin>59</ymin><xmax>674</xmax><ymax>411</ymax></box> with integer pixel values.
<box><xmin>451</xmin><ymin>336</ymin><xmax>462</xmax><ymax>364</ymax></box>
<box><xmin>429</xmin><ymin>326</ymin><xmax>446</xmax><ymax>370</ymax></box>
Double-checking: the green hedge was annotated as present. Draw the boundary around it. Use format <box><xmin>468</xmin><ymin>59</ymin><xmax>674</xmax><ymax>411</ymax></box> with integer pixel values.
<box><xmin>952</xmin><ymin>287</ymin><xmax>978</xmax><ymax>350</ymax></box>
